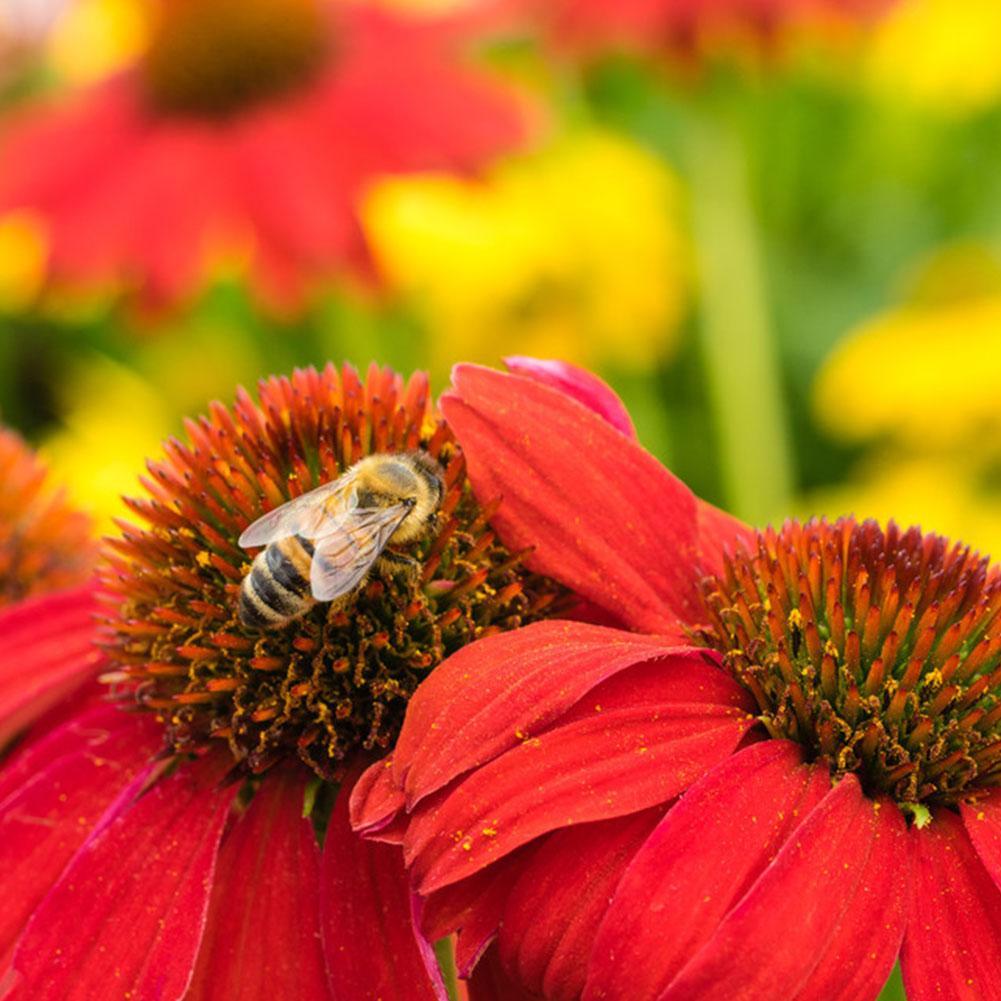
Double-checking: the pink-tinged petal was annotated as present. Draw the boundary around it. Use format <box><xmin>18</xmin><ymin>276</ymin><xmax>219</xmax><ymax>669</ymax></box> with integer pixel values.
<box><xmin>0</xmin><ymin>706</ymin><xmax>161</xmax><ymax>956</ymax></box>
<box><xmin>443</xmin><ymin>365</ymin><xmax>704</xmax><ymax>634</ymax></box>
<box><xmin>5</xmin><ymin>752</ymin><xmax>236</xmax><ymax>1001</ymax></box>
<box><xmin>466</xmin><ymin>946</ymin><xmax>542</xmax><ymax>1001</ymax></box>
<box><xmin>695</xmin><ymin>499</ymin><xmax>755</xmax><ymax>578</ymax></box>
<box><xmin>584</xmin><ymin>740</ymin><xmax>829</xmax><ymax>1000</ymax></box>
<box><xmin>961</xmin><ymin>789</ymin><xmax>1001</xmax><ymax>892</ymax></box>
<box><xmin>0</xmin><ymin>586</ymin><xmax>102</xmax><ymax>746</ymax></box>
<box><xmin>321</xmin><ymin>774</ymin><xmax>445</xmax><ymax>1001</ymax></box>
<box><xmin>658</xmin><ymin>774</ymin><xmax>909</xmax><ymax>1001</ymax></box>
<box><xmin>500</xmin><ymin>808</ymin><xmax>663</xmax><ymax>1001</ymax></box>
<box><xmin>389</xmin><ymin>622</ymin><xmax>745</xmax><ymax>815</ymax></box>
<box><xmin>902</xmin><ymin>810</ymin><xmax>1001</xmax><ymax>1001</ymax></box>
<box><xmin>404</xmin><ymin>701</ymin><xmax>754</xmax><ymax>895</ymax></box>
<box><xmin>502</xmin><ymin>357</ymin><xmax>637</xmax><ymax>439</ymax></box>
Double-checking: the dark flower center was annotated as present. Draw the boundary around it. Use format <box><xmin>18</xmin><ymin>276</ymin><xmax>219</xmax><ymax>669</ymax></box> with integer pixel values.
<box><xmin>140</xmin><ymin>0</ymin><xmax>329</xmax><ymax>118</ymax></box>
<box><xmin>99</xmin><ymin>364</ymin><xmax>568</xmax><ymax>779</ymax></box>
<box><xmin>699</xmin><ymin>518</ymin><xmax>1001</xmax><ymax>808</ymax></box>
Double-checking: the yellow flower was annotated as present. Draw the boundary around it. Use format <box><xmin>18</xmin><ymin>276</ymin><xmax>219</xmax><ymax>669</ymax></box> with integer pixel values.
<box><xmin>48</xmin><ymin>0</ymin><xmax>146</xmax><ymax>84</ymax></box>
<box><xmin>814</xmin><ymin>249</ymin><xmax>1001</xmax><ymax>449</ymax></box>
<box><xmin>867</xmin><ymin>0</ymin><xmax>1001</xmax><ymax>115</ymax></box>
<box><xmin>363</xmin><ymin>130</ymin><xmax>688</xmax><ymax>373</ymax></box>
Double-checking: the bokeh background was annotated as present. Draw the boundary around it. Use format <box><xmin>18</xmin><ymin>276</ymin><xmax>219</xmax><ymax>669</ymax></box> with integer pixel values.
<box><xmin>2</xmin><ymin>0</ymin><xmax>998</xmax><ymax>994</ymax></box>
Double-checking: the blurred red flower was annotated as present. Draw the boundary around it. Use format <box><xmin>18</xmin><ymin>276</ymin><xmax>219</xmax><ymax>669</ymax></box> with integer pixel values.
<box><xmin>0</xmin><ymin>0</ymin><xmax>528</xmax><ymax>311</ymax></box>
<box><xmin>0</xmin><ymin>362</ymin><xmax>566</xmax><ymax>998</ymax></box>
<box><xmin>353</xmin><ymin>359</ymin><xmax>1001</xmax><ymax>1001</ymax></box>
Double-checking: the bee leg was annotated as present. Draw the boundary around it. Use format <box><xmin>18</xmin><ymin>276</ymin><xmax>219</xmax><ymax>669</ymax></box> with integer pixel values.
<box><xmin>377</xmin><ymin>550</ymin><xmax>421</xmax><ymax>585</ymax></box>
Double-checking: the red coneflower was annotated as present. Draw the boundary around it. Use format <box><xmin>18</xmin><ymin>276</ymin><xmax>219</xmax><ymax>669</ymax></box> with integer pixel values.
<box><xmin>0</xmin><ymin>362</ymin><xmax>567</xmax><ymax>998</ymax></box>
<box><xmin>353</xmin><ymin>359</ymin><xmax>1001</xmax><ymax>1001</ymax></box>
<box><xmin>0</xmin><ymin>0</ymin><xmax>528</xmax><ymax>310</ymax></box>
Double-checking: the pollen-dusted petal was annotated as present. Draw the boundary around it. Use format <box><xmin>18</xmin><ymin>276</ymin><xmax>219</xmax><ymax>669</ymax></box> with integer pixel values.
<box><xmin>389</xmin><ymin>621</ymin><xmax>737</xmax><ymax>812</ymax></box>
<box><xmin>583</xmin><ymin>741</ymin><xmax>830</xmax><ymax>1001</ymax></box>
<box><xmin>499</xmin><ymin>808</ymin><xmax>663</xmax><ymax>1001</ymax></box>
<box><xmin>5</xmin><ymin>753</ymin><xmax>236</xmax><ymax>1001</ymax></box>
<box><xmin>902</xmin><ymin>810</ymin><xmax>1001</xmax><ymax>1001</ymax></box>
<box><xmin>186</xmin><ymin>767</ymin><xmax>330</xmax><ymax>1000</ymax></box>
<box><xmin>0</xmin><ymin>586</ymin><xmax>102</xmax><ymax>747</ymax></box>
<box><xmin>403</xmin><ymin>700</ymin><xmax>755</xmax><ymax>895</ymax></box>
<box><xmin>321</xmin><ymin>774</ymin><xmax>445</xmax><ymax>1000</ymax></box>
<box><xmin>0</xmin><ymin>706</ymin><xmax>162</xmax><ymax>956</ymax></box>
<box><xmin>658</xmin><ymin>775</ymin><xmax>910</xmax><ymax>1001</ymax></box>
<box><xmin>501</xmin><ymin>356</ymin><xmax>637</xmax><ymax>440</ymax></box>
<box><xmin>444</xmin><ymin>364</ymin><xmax>703</xmax><ymax>634</ymax></box>
<box><xmin>962</xmin><ymin>789</ymin><xmax>1001</xmax><ymax>891</ymax></box>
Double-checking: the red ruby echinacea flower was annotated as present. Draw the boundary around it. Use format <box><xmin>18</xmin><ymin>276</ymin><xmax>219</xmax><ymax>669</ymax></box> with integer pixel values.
<box><xmin>353</xmin><ymin>359</ymin><xmax>1001</xmax><ymax>1001</ymax></box>
<box><xmin>0</xmin><ymin>0</ymin><xmax>528</xmax><ymax>310</ymax></box>
<box><xmin>0</xmin><ymin>363</ymin><xmax>568</xmax><ymax>998</ymax></box>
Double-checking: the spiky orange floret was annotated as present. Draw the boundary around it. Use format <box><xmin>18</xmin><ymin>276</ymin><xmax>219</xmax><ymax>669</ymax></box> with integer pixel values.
<box><xmin>700</xmin><ymin>517</ymin><xmax>1001</xmax><ymax>806</ymax></box>
<box><xmin>0</xmin><ymin>428</ymin><xmax>96</xmax><ymax>606</ymax></box>
<box><xmin>99</xmin><ymin>363</ymin><xmax>568</xmax><ymax>779</ymax></box>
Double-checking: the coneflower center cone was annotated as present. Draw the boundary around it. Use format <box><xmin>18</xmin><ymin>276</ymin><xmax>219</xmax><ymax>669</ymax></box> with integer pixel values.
<box><xmin>99</xmin><ymin>365</ymin><xmax>567</xmax><ymax>779</ymax></box>
<box><xmin>141</xmin><ymin>0</ymin><xmax>329</xmax><ymax>117</ymax></box>
<box><xmin>699</xmin><ymin>518</ymin><xmax>1001</xmax><ymax>808</ymax></box>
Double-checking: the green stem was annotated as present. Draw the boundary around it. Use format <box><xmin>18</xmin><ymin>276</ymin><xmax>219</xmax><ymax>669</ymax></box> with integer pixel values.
<box><xmin>434</xmin><ymin>937</ymin><xmax>460</xmax><ymax>1001</ymax></box>
<box><xmin>686</xmin><ymin>107</ymin><xmax>794</xmax><ymax>525</ymax></box>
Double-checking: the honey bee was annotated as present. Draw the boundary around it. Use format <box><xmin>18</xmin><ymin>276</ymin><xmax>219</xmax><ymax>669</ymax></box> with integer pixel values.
<box><xmin>237</xmin><ymin>451</ymin><xmax>444</xmax><ymax>629</ymax></box>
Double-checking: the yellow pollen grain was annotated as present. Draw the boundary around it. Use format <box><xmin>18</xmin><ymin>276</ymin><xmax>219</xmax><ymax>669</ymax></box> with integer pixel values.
<box><xmin>482</xmin><ymin>827</ymin><xmax>498</xmax><ymax>838</ymax></box>
<box><xmin>787</xmin><ymin>608</ymin><xmax>804</xmax><ymax>630</ymax></box>
<box><xmin>196</xmin><ymin>550</ymin><xmax>211</xmax><ymax>567</ymax></box>
<box><xmin>461</xmin><ymin>839</ymin><xmax>473</xmax><ymax>852</ymax></box>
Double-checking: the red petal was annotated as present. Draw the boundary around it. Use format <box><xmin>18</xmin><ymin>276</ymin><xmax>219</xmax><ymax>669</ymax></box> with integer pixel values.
<box><xmin>465</xmin><ymin>946</ymin><xmax>541</xmax><ymax>1001</ymax></box>
<box><xmin>502</xmin><ymin>357</ymin><xmax>637</xmax><ymax>439</ymax></box>
<box><xmin>388</xmin><ymin>622</ymin><xmax>738</xmax><ymax>815</ymax></box>
<box><xmin>658</xmin><ymin>774</ymin><xmax>910</xmax><ymax>1001</ymax></box>
<box><xmin>0</xmin><ymin>586</ymin><xmax>101</xmax><ymax>746</ymax></box>
<box><xmin>443</xmin><ymin>365</ymin><xmax>704</xmax><ymax>634</ymax></box>
<box><xmin>321</xmin><ymin>774</ymin><xmax>445</xmax><ymax>1000</ymax></box>
<box><xmin>961</xmin><ymin>789</ymin><xmax>1001</xmax><ymax>891</ymax></box>
<box><xmin>404</xmin><ymin>700</ymin><xmax>754</xmax><ymax>894</ymax></box>
<box><xmin>5</xmin><ymin>753</ymin><xmax>236</xmax><ymax>1001</ymax></box>
<box><xmin>350</xmin><ymin>756</ymin><xmax>407</xmax><ymax>837</ymax></box>
<box><xmin>695</xmin><ymin>499</ymin><xmax>756</xmax><ymax>578</ymax></box>
<box><xmin>0</xmin><ymin>706</ymin><xmax>161</xmax><ymax>957</ymax></box>
<box><xmin>584</xmin><ymin>740</ymin><xmax>829</xmax><ymax>1000</ymax></box>
<box><xmin>901</xmin><ymin>810</ymin><xmax>1001</xmax><ymax>1001</ymax></box>
<box><xmin>186</xmin><ymin>767</ymin><xmax>330</xmax><ymax>1000</ymax></box>
<box><xmin>500</xmin><ymin>808</ymin><xmax>663</xmax><ymax>1001</ymax></box>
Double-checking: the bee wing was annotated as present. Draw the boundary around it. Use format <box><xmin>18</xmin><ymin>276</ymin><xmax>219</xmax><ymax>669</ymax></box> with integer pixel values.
<box><xmin>238</xmin><ymin>480</ymin><xmax>346</xmax><ymax>549</ymax></box>
<box><xmin>309</xmin><ymin>502</ymin><xmax>412</xmax><ymax>602</ymax></box>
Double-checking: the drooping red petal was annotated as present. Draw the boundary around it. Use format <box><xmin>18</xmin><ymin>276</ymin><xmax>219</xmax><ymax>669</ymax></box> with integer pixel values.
<box><xmin>500</xmin><ymin>808</ymin><xmax>663</xmax><ymax>1001</ymax></box>
<box><xmin>961</xmin><ymin>789</ymin><xmax>1001</xmax><ymax>892</ymax></box>
<box><xmin>658</xmin><ymin>774</ymin><xmax>910</xmax><ymax>1001</ymax></box>
<box><xmin>4</xmin><ymin>752</ymin><xmax>236</xmax><ymax>1001</ymax></box>
<box><xmin>443</xmin><ymin>365</ymin><xmax>704</xmax><ymax>634</ymax></box>
<box><xmin>321</xmin><ymin>773</ymin><xmax>445</xmax><ymax>1001</ymax></box>
<box><xmin>350</xmin><ymin>755</ymin><xmax>407</xmax><ymax>837</ymax></box>
<box><xmin>0</xmin><ymin>705</ymin><xmax>161</xmax><ymax>958</ymax></box>
<box><xmin>0</xmin><ymin>586</ymin><xmax>102</xmax><ymax>746</ymax></box>
<box><xmin>404</xmin><ymin>699</ymin><xmax>754</xmax><ymax>894</ymax></box>
<box><xmin>584</xmin><ymin>740</ymin><xmax>830</xmax><ymax>1000</ymax></box>
<box><xmin>502</xmin><ymin>357</ymin><xmax>637</xmax><ymax>440</ymax></box>
<box><xmin>186</xmin><ymin>767</ymin><xmax>330</xmax><ymax>1000</ymax></box>
<box><xmin>383</xmin><ymin>621</ymin><xmax>741</xmax><ymax>816</ymax></box>
<box><xmin>901</xmin><ymin>810</ymin><xmax>1001</xmax><ymax>1001</ymax></box>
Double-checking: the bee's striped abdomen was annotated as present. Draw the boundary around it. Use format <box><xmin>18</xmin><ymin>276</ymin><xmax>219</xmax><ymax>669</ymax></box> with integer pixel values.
<box><xmin>239</xmin><ymin>535</ymin><xmax>315</xmax><ymax>629</ymax></box>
